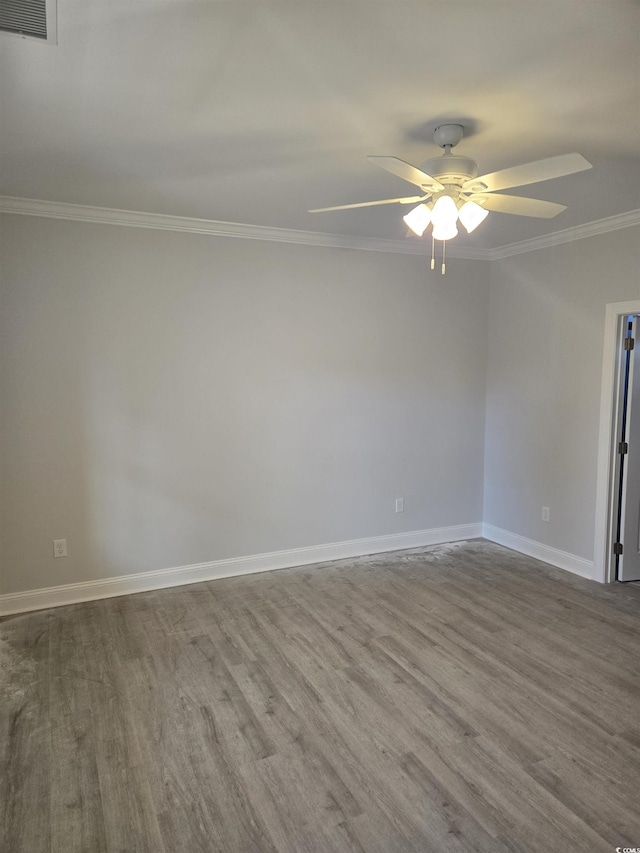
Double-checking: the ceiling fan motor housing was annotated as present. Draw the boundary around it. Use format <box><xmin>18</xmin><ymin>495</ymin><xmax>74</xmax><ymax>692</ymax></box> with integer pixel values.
<box><xmin>420</xmin><ymin>154</ymin><xmax>479</xmax><ymax>189</ymax></box>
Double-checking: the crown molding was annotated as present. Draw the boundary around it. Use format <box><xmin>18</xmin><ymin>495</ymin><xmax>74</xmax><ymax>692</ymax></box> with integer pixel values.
<box><xmin>0</xmin><ymin>195</ymin><xmax>491</xmax><ymax>259</ymax></box>
<box><xmin>1</xmin><ymin>195</ymin><xmax>637</xmax><ymax>261</ymax></box>
<box><xmin>489</xmin><ymin>209</ymin><xmax>640</xmax><ymax>260</ymax></box>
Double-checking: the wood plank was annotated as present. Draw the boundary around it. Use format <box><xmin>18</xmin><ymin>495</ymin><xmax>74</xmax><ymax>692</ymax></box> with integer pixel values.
<box><xmin>49</xmin><ymin>608</ymin><xmax>108</xmax><ymax>852</ymax></box>
<box><xmin>1</xmin><ymin>612</ymin><xmax>52</xmax><ymax>853</ymax></box>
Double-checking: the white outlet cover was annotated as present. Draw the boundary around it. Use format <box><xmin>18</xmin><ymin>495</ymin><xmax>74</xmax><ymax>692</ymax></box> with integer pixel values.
<box><xmin>53</xmin><ymin>538</ymin><xmax>67</xmax><ymax>557</ymax></box>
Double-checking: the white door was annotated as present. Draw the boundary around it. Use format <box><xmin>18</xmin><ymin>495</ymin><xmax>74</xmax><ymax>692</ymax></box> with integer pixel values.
<box><xmin>618</xmin><ymin>316</ymin><xmax>640</xmax><ymax>581</ymax></box>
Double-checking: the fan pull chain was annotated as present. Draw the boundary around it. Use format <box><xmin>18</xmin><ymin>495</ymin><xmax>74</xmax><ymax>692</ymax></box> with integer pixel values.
<box><xmin>431</xmin><ymin>236</ymin><xmax>435</xmax><ymax>270</ymax></box>
<box><xmin>441</xmin><ymin>240</ymin><xmax>446</xmax><ymax>275</ymax></box>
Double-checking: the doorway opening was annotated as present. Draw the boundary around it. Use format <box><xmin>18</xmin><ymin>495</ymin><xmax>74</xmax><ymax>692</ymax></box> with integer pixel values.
<box><xmin>612</xmin><ymin>315</ymin><xmax>640</xmax><ymax>581</ymax></box>
<box><xmin>594</xmin><ymin>300</ymin><xmax>640</xmax><ymax>583</ymax></box>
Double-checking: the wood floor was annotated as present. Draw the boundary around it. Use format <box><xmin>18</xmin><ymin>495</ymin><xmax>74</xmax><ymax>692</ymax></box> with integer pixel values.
<box><xmin>1</xmin><ymin>540</ymin><xmax>640</xmax><ymax>853</ymax></box>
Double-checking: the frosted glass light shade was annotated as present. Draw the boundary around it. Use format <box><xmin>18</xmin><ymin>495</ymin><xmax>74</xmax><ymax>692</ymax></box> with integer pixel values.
<box><xmin>430</xmin><ymin>195</ymin><xmax>459</xmax><ymax>228</ymax></box>
<box><xmin>403</xmin><ymin>203</ymin><xmax>432</xmax><ymax>237</ymax></box>
<box><xmin>432</xmin><ymin>221</ymin><xmax>459</xmax><ymax>241</ymax></box>
<box><xmin>430</xmin><ymin>195</ymin><xmax>459</xmax><ymax>241</ymax></box>
<box><xmin>458</xmin><ymin>200</ymin><xmax>489</xmax><ymax>234</ymax></box>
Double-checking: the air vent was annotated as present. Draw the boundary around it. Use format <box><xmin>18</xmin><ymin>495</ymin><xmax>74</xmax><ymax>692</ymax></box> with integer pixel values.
<box><xmin>0</xmin><ymin>0</ymin><xmax>57</xmax><ymax>43</ymax></box>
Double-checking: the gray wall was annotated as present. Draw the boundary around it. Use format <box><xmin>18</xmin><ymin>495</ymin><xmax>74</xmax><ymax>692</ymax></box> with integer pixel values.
<box><xmin>483</xmin><ymin>226</ymin><xmax>640</xmax><ymax>560</ymax></box>
<box><xmin>0</xmin><ymin>215</ymin><xmax>489</xmax><ymax>594</ymax></box>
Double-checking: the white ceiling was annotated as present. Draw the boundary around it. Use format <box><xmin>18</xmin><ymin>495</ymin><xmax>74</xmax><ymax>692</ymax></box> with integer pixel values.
<box><xmin>1</xmin><ymin>0</ymin><xmax>639</xmax><ymax>249</ymax></box>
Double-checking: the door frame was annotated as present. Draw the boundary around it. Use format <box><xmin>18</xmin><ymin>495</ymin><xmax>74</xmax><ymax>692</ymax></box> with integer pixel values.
<box><xmin>594</xmin><ymin>299</ymin><xmax>640</xmax><ymax>583</ymax></box>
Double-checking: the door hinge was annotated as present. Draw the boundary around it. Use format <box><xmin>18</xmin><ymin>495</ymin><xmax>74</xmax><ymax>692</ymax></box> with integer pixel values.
<box><xmin>624</xmin><ymin>337</ymin><xmax>635</xmax><ymax>351</ymax></box>
<box><xmin>619</xmin><ymin>441</ymin><xmax>629</xmax><ymax>454</ymax></box>
<box><xmin>614</xmin><ymin>542</ymin><xmax>624</xmax><ymax>556</ymax></box>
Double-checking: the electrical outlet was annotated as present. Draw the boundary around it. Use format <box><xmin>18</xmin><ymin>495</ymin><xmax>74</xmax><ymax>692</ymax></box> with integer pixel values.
<box><xmin>395</xmin><ymin>498</ymin><xmax>404</xmax><ymax>513</ymax></box>
<box><xmin>53</xmin><ymin>539</ymin><xmax>67</xmax><ymax>558</ymax></box>
<box><xmin>541</xmin><ymin>506</ymin><xmax>550</xmax><ymax>523</ymax></box>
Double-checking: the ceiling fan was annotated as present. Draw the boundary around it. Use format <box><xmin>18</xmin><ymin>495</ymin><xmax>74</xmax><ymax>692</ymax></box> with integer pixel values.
<box><xmin>309</xmin><ymin>124</ymin><xmax>592</xmax><ymax>257</ymax></box>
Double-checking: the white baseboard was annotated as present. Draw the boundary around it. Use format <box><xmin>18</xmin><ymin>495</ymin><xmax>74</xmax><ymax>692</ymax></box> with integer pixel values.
<box><xmin>0</xmin><ymin>523</ymin><xmax>483</xmax><ymax>615</ymax></box>
<box><xmin>482</xmin><ymin>523</ymin><xmax>595</xmax><ymax>580</ymax></box>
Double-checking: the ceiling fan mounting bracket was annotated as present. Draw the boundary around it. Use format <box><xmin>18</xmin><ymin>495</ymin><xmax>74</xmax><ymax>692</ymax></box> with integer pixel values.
<box><xmin>433</xmin><ymin>124</ymin><xmax>464</xmax><ymax>149</ymax></box>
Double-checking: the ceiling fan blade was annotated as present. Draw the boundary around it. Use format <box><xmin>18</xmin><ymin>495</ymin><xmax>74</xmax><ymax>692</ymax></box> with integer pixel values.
<box><xmin>464</xmin><ymin>153</ymin><xmax>592</xmax><ymax>193</ymax></box>
<box><xmin>367</xmin><ymin>156</ymin><xmax>445</xmax><ymax>192</ymax></box>
<box><xmin>309</xmin><ymin>195</ymin><xmax>425</xmax><ymax>213</ymax></box>
<box><xmin>475</xmin><ymin>194</ymin><xmax>567</xmax><ymax>218</ymax></box>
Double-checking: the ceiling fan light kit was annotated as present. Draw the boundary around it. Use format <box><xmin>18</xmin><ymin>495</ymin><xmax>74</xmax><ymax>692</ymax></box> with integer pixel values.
<box><xmin>310</xmin><ymin>122</ymin><xmax>592</xmax><ymax>273</ymax></box>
